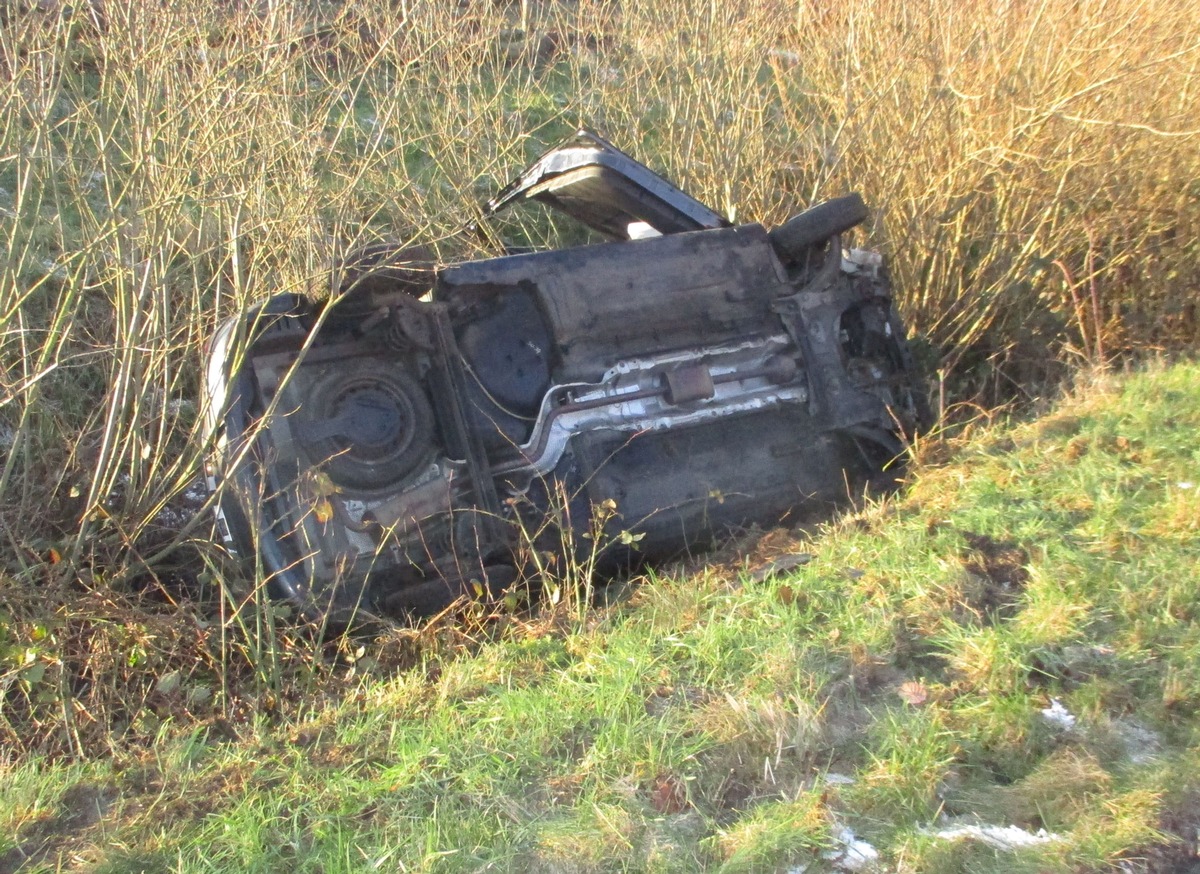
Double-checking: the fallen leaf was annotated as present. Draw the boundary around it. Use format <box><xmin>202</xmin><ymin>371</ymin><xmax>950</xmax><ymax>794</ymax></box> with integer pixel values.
<box><xmin>650</xmin><ymin>774</ymin><xmax>687</xmax><ymax>814</ymax></box>
<box><xmin>155</xmin><ymin>670</ymin><xmax>182</xmax><ymax>696</ymax></box>
<box><xmin>314</xmin><ymin>497</ymin><xmax>333</xmax><ymax>524</ymax></box>
<box><xmin>750</xmin><ymin>552</ymin><xmax>814</xmax><ymax>582</ymax></box>
<box><xmin>898</xmin><ymin>680</ymin><xmax>929</xmax><ymax>706</ymax></box>
<box><xmin>311</xmin><ymin>471</ymin><xmax>341</xmax><ymax>496</ymax></box>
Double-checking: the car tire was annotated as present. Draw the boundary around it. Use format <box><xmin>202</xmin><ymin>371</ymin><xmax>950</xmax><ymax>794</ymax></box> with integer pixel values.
<box><xmin>769</xmin><ymin>193</ymin><xmax>869</xmax><ymax>262</ymax></box>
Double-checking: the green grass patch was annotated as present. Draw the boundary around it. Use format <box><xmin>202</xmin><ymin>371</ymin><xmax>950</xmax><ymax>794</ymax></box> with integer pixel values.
<box><xmin>4</xmin><ymin>362</ymin><xmax>1199</xmax><ymax>872</ymax></box>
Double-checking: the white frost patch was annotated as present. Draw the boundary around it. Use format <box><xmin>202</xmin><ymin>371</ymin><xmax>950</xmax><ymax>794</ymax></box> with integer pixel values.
<box><xmin>1041</xmin><ymin>698</ymin><xmax>1076</xmax><ymax>730</ymax></box>
<box><xmin>82</xmin><ymin>170</ymin><xmax>105</xmax><ymax>192</ymax></box>
<box><xmin>1113</xmin><ymin>717</ymin><xmax>1162</xmax><ymax>765</ymax></box>
<box><xmin>150</xmin><ymin>477</ymin><xmax>209</xmax><ymax>529</ymax></box>
<box><xmin>822</xmin><ymin>828</ymin><xmax>880</xmax><ymax>871</ymax></box>
<box><xmin>182</xmin><ymin>479</ymin><xmax>208</xmax><ymax>504</ymax></box>
<box><xmin>931</xmin><ymin>823</ymin><xmax>1063</xmax><ymax>851</ymax></box>
<box><xmin>40</xmin><ymin>258</ymin><xmax>68</xmax><ymax>281</ymax></box>
<box><xmin>596</xmin><ymin>66</ymin><xmax>623</xmax><ymax>84</ymax></box>
<box><xmin>823</xmin><ymin>773</ymin><xmax>856</xmax><ymax>786</ymax></box>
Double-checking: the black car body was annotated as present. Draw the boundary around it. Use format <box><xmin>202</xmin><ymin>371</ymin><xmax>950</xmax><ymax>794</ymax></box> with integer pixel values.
<box><xmin>204</xmin><ymin>131</ymin><xmax>927</xmax><ymax>618</ymax></box>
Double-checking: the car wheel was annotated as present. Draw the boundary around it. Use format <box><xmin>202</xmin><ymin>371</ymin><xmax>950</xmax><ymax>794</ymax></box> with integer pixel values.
<box><xmin>769</xmin><ymin>193</ymin><xmax>869</xmax><ymax>262</ymax></box>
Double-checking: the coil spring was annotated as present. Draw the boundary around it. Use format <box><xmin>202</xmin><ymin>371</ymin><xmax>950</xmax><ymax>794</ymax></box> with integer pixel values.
<box><xmin>383</xmin><ymin>316</ymin><xmax>411</xmax><ymax>351</ymax></box>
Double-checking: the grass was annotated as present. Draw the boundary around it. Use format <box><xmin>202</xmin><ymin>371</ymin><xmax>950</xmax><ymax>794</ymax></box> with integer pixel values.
<box><xmin>2</xmin><ymin>360</ymin><xmax>1199</xmax><ymax>872</ymax></box>
<box><xmin>1</xmin><ymin>0</ymin><xmax>1199</xmax><ymax>868</ymax></box>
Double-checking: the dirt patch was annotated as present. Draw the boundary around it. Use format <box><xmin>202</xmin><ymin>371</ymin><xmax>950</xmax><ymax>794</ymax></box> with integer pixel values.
<box><xmin>645</xmin><ymin>684</ymin><xmax>710</xmax><ymax>718</ymax></box>
<box><xmin>712</xmin><ymin>772</ymin><xmax>756</xmax><ymax>815</ymax></box>
<box><xmin>0</xmin><ymin>782</ymin><xmax>116</xmax><ymax>874</ymax></box>
<box><xmin>1122</xmin><ymin>790</ymin><xmax>1200</xmax><ymax>873</ymax></box>
<box><xmin>958</xmin><ymin>532</ymin><xmax>1030</xmax><ymax>623</ymax></box>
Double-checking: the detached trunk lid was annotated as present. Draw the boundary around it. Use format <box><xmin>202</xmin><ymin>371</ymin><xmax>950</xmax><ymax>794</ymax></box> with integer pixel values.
<box><xmin>484</xmin><ymin>129</ymin><xmax>729</xmax><ymax>240</ymax></box>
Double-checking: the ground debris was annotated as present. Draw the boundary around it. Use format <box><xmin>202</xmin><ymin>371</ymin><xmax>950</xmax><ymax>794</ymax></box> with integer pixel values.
<box><xmin>822</xmin><ymin>827</ymin><xmax>880</xmax><ymax>871</ymax></box>
<box><xmin>1040</xmin><ymin>698</ymin><xmax>1077</xmax><ymax>731</ymax></box>
<box><xmin>927</xmin><ymin>821</ymin><xmax>1063</xmax><ymax>851</ymax></box>
<box><xmin>749</xmin><ymin>552</ymin><xmax>814</xmax><ymax>582</ymax></box>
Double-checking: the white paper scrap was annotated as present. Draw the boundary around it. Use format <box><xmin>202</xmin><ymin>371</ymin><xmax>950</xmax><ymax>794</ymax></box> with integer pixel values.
<box><xmin>1040</xmin><ymin>698</ymin><xmax>1076</xmax><ymax>730</ymax></box>
<box><xmin>822</xmin><ymin>828</ymin><xmax>880</xmax><ymax>871</ymax></box>
<box><xmin>931</xmin><ymin>823</ymin><xmax>1063</xmax><ymax>851</ymax></box>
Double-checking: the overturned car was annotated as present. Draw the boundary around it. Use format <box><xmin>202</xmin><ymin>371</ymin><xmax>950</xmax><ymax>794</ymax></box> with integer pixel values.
<box><xmin>204</xmin><ymin>131</ymin><xmax>927</xmax><ymax>619</ymax></box>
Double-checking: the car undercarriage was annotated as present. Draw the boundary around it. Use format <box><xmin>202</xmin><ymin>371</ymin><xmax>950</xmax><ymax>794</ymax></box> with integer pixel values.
<box><xmin>204</xmin><ymin>131</ymin><xmax>928</xmax><ymax>619</ymax></box>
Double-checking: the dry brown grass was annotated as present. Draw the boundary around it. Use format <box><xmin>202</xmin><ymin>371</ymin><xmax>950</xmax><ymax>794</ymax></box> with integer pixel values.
<box><xmin>0</xmin><ymin>0</ymin><xmax>1196</xmax><ymax>756</ymax></box>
